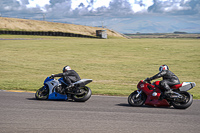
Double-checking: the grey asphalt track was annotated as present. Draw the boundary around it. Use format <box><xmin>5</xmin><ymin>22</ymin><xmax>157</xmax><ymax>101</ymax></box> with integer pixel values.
<box><xmin>0</xmin><ymin>90</ymin><xmax>200</xmax><ymax>133</ymax></box>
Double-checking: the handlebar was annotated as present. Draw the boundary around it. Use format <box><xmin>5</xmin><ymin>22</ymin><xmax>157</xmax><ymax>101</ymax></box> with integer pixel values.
<box><xmin>144</xmin><ymin>78</ymin><xmax>151</xmax><ymax>84</ymax></box>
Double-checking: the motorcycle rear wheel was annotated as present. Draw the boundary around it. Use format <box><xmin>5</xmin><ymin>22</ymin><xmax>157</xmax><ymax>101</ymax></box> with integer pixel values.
<box><xmin>171</xmin><ymin>91</ymin><xmax>193</xmax><ymax>109</ymax></box>
<box><xmin>35</xmin><ymin>86</ymin><xmax>49</xmax><ymax>100</ymax></box>
<box><xmin>72</xmin><ymin>86</ymin><xmax>92</xmax><ymax>102</ymax></box>
<box><xmin>128</xmin><ymin>91</ymin><xmax>146</xmax><ymax>107</ymax></box>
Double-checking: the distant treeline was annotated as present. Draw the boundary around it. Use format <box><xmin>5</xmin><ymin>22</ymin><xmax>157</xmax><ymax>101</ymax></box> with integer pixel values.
<box><xmin>125</xmin><ymin>31</ymin><xmax>200</xmax><ymax>35</ymax></box>
<box><xmin>0</xmin><ymin>30</ymin><xmax>98</xmax><ymax>38</ymax></box>
<box><xmin>124</xmin><ymin>32</ymin><xmax>200</xmax><ymax>38</ymax></box>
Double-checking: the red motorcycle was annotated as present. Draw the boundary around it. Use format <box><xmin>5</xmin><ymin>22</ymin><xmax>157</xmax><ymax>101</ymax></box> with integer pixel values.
<box><xmin>128</xmin><ymin>78</ymin><xmax>196</xmax><ymax>109</ymax></box>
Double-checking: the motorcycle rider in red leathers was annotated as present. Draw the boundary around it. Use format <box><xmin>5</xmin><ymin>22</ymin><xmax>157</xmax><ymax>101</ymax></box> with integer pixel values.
<box><xmin>146</xmin><ymin>65</ymin><xmax>180</xmax><ymax>97</ymax></box>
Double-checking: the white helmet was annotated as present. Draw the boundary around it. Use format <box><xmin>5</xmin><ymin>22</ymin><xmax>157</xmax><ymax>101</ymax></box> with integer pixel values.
<box><xmin>63</xmin><ymin>65</ymin><xmax>71</xmax><ymax>72</ymax></box>
<box><xmin>159</xmin><ymin>65</ymin><xmax>169</xmax><ymax>72</ymax></box>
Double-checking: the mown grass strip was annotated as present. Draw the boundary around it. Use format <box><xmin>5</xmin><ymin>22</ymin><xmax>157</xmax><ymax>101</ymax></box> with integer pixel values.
<box><xmin>0</xmin><ymin>35</ymin><xmax>199</xmax><ymax>99</ymax></box>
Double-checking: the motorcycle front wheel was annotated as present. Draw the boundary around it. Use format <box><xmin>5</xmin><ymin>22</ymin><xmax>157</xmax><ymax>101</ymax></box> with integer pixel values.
<box><xmin>35</xmin><ymin>86</ymin><xmax>49</xmax><ymax>100</ymax></box>
<box><xmin>171</xmin><ymin>91</ymin><xmax>193</xmax><ymax>109</ymax></box>
<box><xmin>72</xmin><ymin>86</ymin><xmax>92</xmax><ymax>102</ymax></box>
<box><xmin>128</xmin><ymin>91</ymin><xmax>146</xmax><ymax>107</ymax></box>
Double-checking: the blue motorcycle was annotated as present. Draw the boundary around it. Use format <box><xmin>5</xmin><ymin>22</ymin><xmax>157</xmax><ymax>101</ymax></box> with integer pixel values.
<box><xmin>35</xmin><ymin>76</ymin><xmax>92</xmax><ymax>102</ymax></box>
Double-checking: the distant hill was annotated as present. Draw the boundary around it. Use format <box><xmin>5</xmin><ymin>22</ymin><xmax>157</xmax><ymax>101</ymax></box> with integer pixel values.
<box><xmin>0</xmin><ymin>17</ymin><xmax>123</xmax><ymax>38</ymax></box>
<box><xmin>106</xmin><ymin>16</ymin><xmax>200</xmax><ymax>34</ymax></box>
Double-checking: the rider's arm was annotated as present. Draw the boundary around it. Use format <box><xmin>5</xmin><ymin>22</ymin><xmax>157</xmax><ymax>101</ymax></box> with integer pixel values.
<box><xmin>53</xmin><ymin>73</ymin><xmax>63</xmax><ymax>77</ymax></box>
<box><xmin>150</xmin><ymin>70</ymin><xmax>167</xmax><ymax>80</ymax></box>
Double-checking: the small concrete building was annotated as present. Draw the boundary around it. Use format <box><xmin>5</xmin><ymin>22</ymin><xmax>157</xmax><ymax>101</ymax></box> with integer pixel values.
<box><xmin>96</xmin><ymin>30</ymin><xmax>107</xmax><ymax>39</ymax></box>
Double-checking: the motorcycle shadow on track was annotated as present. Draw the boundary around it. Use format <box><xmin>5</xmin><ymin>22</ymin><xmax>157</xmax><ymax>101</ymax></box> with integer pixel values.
<box><xmin>26</xmin><ymin>97</ymin><xmax>81</xmax><ymax>103</ymax></box>
<box><xmin>116</xmin><ymin>103</ymin><xmax>177</xmax><ymax>110</ymax></box>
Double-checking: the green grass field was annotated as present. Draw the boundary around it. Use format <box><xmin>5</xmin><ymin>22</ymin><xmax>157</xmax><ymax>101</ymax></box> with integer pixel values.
<box><xmin>0</xmin><ymin>35</ymin><xmax>199</xmax><ymax>99</ymax></box>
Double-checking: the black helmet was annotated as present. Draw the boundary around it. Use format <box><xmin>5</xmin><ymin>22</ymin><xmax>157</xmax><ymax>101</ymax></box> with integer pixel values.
<box><xmin>63</xmin><ymin>65</ymin><xmax>71</xmax><ymax>72</ymax></box>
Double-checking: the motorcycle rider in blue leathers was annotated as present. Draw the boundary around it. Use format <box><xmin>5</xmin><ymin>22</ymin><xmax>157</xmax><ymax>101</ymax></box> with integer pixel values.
<box><xmin>146</xmin><ymin>65</ymin><xmax>180</xmax><ymax>97</ymax></box>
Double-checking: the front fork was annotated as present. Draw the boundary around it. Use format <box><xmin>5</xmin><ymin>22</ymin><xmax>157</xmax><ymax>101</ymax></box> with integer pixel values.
<box><xmin>136</xmin><ymin>90</ymin><xmax>142</xmax><ymax>98</ymax></box>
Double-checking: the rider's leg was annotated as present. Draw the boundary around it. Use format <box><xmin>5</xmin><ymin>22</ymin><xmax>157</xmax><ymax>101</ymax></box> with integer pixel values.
<box><xmin>160</xmin><ymin>80</ymin><xmax>173</xmax><ymax>96</ymax></box>
<box><xmin>64</xmin><ymin>77</ymin><xmax>74</xmax><ymax>88</ymax></box>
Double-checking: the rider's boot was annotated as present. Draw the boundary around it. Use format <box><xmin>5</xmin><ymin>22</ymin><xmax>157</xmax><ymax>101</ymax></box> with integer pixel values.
<box><xmin>164</xmin><ymin>89</ymin><xmax>174</xmax><ymax>98</ymax></box>
<box><xmin>67</xmin><ymin>83</ymin><xmax>74</xmax><ymax>89</ymax></box>
<box><xmin>159</xmin><ymin>92</ymin><xmax>164</xmax><ymax>100</ymax></box>
<box><xmin>64</xmin><ymin>83</ymin><xmax>75</xmax><ymax>92</ymax></box>
<box><xmin>64</xmin><ymin>84</ymin><xmax>74</xmax><ymax>100</ymax></box>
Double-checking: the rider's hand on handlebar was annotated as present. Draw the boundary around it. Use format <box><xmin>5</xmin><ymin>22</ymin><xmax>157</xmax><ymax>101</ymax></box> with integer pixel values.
<box><xmin>50</xmin><ymin>74</ymin><xmax>54</xmax><ymax>79</ymax></box>
<box><xmin>144</xmin><ymin>77</ymin><xmax>151</xmax><ymax>84</ymax></box>
<box><xmin>145</xmin><ymin>77</ymin><xmax>150</xmax><ymax>81</ymax></box>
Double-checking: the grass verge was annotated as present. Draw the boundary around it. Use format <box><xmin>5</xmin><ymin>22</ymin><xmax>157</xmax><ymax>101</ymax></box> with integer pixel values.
<box><xmin>0</xmin><ymin>35</ymin><xmax>199</xmax><ymax>99</ymax></box>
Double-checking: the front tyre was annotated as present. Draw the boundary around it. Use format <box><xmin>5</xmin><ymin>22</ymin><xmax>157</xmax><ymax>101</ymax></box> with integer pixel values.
<box><xmin>35</xmin><ymin>86</ymin><xmax>49</xmax><ymax>100</ymax></box>
<box><xmin>171</xmin><ymin>91</ymin><xmax>193</xmax><ymax>109</ymax></box>
<box><xmin>72</xmin><ymin>86</ymin><xmax>92</xmax><ymax>102</ymax></box>
<box><xmin>128</xmin><ymin>91</ymin><xmax>146</xmax><ymax>107</ymax></box>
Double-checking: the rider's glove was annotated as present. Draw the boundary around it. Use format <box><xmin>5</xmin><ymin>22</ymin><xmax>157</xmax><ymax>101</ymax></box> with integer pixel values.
<box><xmin>50</xmin><ymin>74</ymin><xmax>54</xmax><ymax>79</ymax></box>
<box><xmin>146</xmin><ymin>77</ymin><xmax>151</xmax><ymax>82</ymax></box>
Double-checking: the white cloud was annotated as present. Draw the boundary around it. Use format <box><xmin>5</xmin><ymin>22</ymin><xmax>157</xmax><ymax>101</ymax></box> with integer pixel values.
<box><xmin>128</xmin><ymin>0</ymin><xmax>154</xmax><ymax>12</ymax></box>
<box><xmin>26</xmin><ymin>0</ymin><xmax>50</xmax><ymax>11</ymax></box>
<box><xmin>71</xmin><ymin>0</ymin><xmax>111</xmax><ymax>10</ymax></box>
<box><xmin>71</xmin><ymin>0</ymin><xmax>87</xmax><ymax>9</ymax></box>
<box><xmin>15</xmin><ymin>0</ymin><xmax>194</xmax><ymax>13</ymax></box>
<box><xmin>92</xmin><ymin>0</ymin><xmax>111</xmax><ymax>9</ymax></box>
<box><xmin>163</xmin><ymin>3</ymin><xmax>191</xmax><ymax>12</ymax></box>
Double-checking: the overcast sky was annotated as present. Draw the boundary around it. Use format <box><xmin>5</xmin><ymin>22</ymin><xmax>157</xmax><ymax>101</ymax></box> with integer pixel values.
<box><xmin>0</xmin><ymin>0</ymin><xmax>200</xmax><ymax>33</ymax></box>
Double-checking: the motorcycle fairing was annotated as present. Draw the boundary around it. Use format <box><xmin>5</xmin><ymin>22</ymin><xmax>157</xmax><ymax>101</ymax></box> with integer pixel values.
<box><xmin>145</xmin><ymin>88</ymin><xmax>170</xmax><ymax>107</ymax></box>
<box><xmin>137</xmin><ymin>81</ymin><xmax>160</xmax><ymax>96</ymax></box>
<box><xmin>138</xmin><ymin>80</ymin><xmax>170</xmax><ymax>107</ymax></box>
<box><xmin>48</xmin><ymin>92</ymin><xmax>68</xmax><ymax>100</ymax></box>
<box><xmin>44</xmin><ymin>77</ymin><xmax>54</xmax><ymax>85</ymax></box>
<box><xmin>43</xmin><ymin>77</ymin><xmax>65</xmax><ymax>100</ymax></box>
<box><xmin>58</xmin><ymin>78</ymin><xmax>68</xmax><ymax>86</ymax></box>
<box><xmin>145</xmin><ymin>98</ymin><xmax>170</xmax><ymax>107</ymax></box>
<box><xmin>137</xmin><ymin>80</ymin><xmax>151</xmax><ymax>95</ymax></box>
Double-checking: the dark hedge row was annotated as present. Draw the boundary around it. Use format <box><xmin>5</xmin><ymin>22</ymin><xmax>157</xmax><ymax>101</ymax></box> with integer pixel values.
<box><xmin>0</xmin><ymin>30</ymin><xmax>97</xmax><ymax>38</ymax></box>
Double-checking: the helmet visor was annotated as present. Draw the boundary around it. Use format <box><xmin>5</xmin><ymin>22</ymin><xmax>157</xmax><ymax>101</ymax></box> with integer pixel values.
<box><xmin>159</xmin><ymin>66</ymin><xmax>163</xmax><ymax>72</ymax></box>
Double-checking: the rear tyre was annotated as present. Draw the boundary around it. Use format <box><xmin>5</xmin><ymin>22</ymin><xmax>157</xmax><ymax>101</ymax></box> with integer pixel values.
<box><xmin>72</xmin><ymin>86</ymin><xmax>92</xmax><ymax>102</ymax></box>
<box><xmin>128</xmin><ymin>91</ymin><xmax>146</xmax><ymax>106</ymax></box>
<box><xmin>171</xmin><ymin>91</ymin><xmax>193</xmax><ymax>109</ymax></box>
<box><xmin>35</xmin><ymin>86</ymin><xmax>49</xmax><ymax>100</ymax></box>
